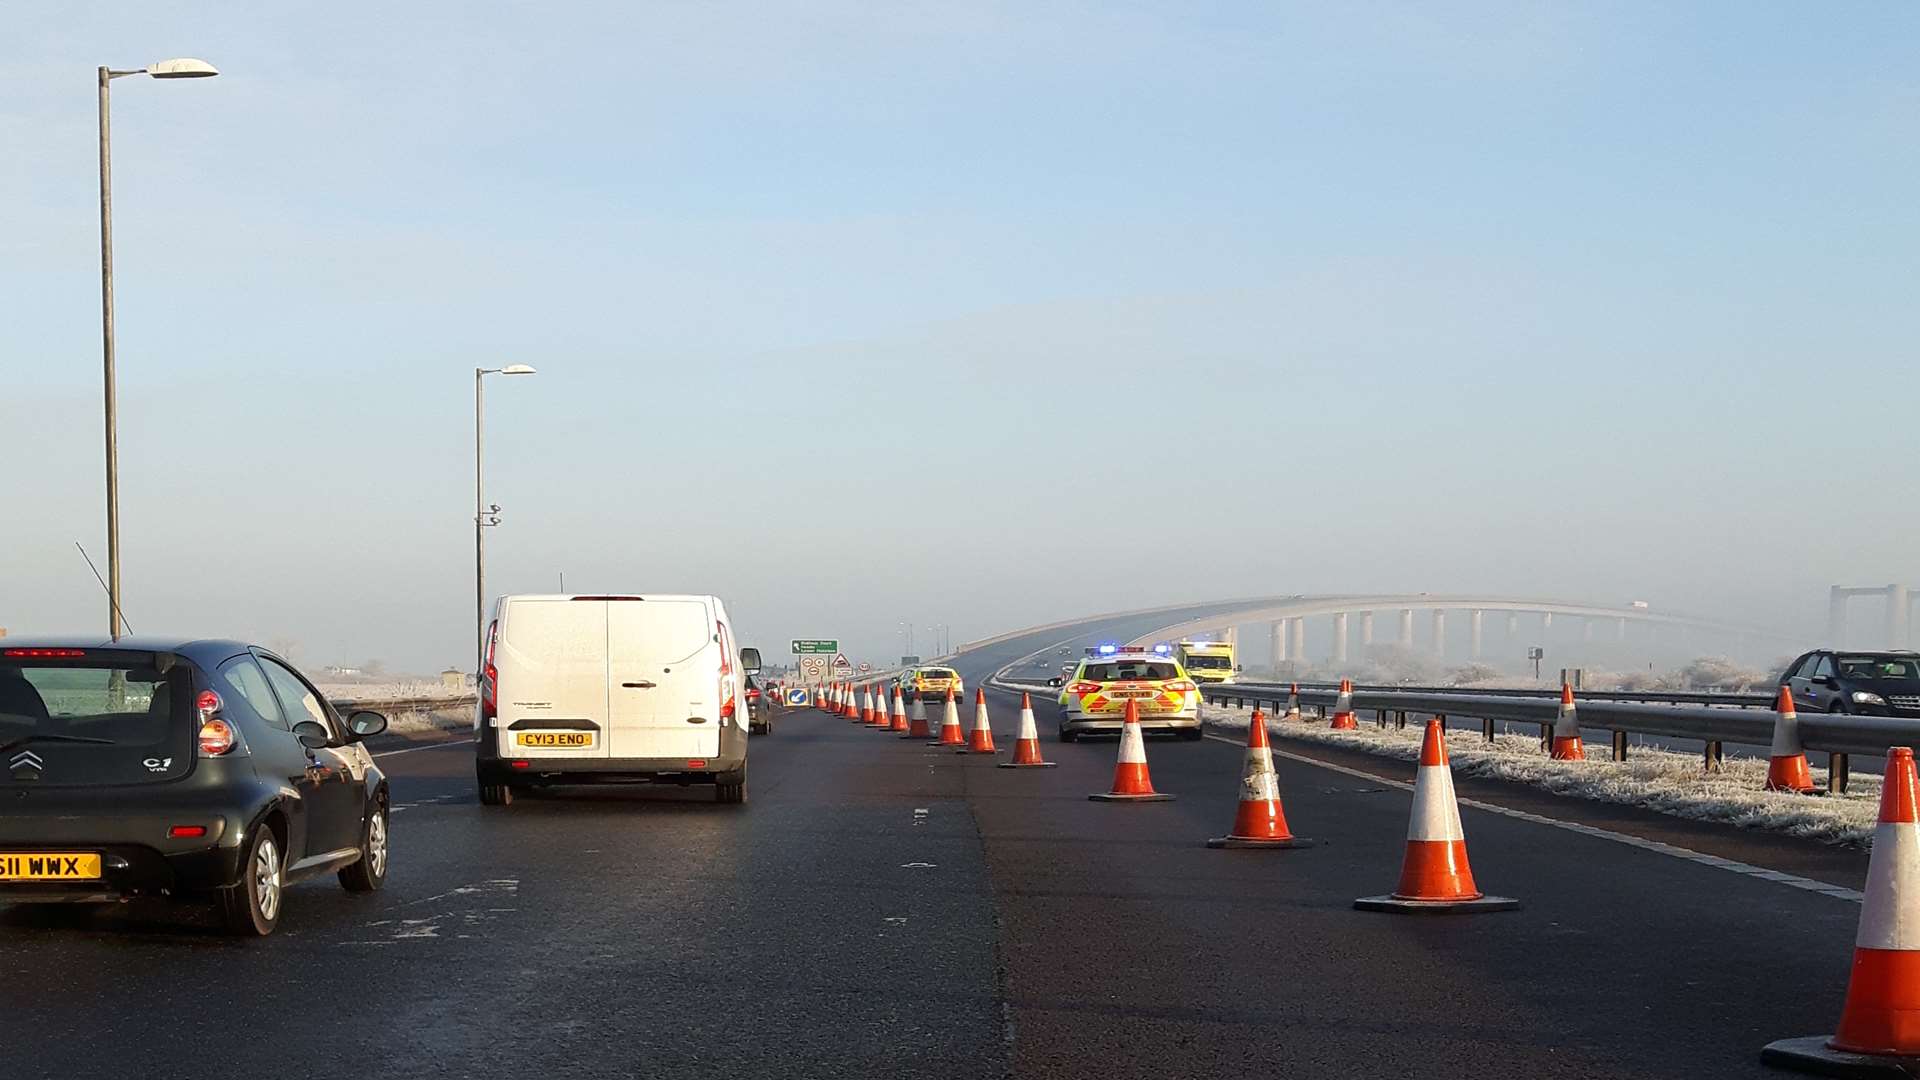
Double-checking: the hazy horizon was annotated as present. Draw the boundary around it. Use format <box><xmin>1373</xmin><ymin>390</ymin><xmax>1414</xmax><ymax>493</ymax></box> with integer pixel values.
<box><xmin>6</xmin><ymin>4</ymin><xmax>1915</xmax><ymax>672</ymax></box>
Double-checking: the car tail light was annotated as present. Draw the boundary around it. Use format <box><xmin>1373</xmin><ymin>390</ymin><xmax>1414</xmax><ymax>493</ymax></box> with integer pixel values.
<box><xmin>1164</xmin><ymin>680</ymin><xmax>1197</xmax><ymax>693</ymax></box>
<box><xmin>1068</xmin><ymin>681</ymin><xmax>1103</xmax><ymax>694</ymax></box>
<box><xmin>197</xmin><ymin>690</ymin><xmax>236</xmax><ymax>756</ymax></box>
<box><xmin>3</xmin><ymin>647</ymin><xmax>86</xmax><ymax>658</ymax></box>
<box><xmin>168</xmin><ymin>825</ymin><xmax>208</xmax><ymax>839</ymax></box>
<box><xmin>480</xmin><ymin>620</ymin><xmax>499</xmax><ymax>724</ymax></box>
<box><xmin>746</xmin><ymin>687</ymin><xmax>760</xmax><ymax>701</ymax></box>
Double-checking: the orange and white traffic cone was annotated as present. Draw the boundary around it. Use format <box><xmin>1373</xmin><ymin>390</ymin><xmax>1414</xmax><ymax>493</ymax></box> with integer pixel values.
<box><xmin>928</xmin><ymin>689</ymin><xmax>966</xmax><ymax>747</ymax></box>
<box><xmin>853</xmin><ymin>685</ymin><xmax>868</xmax><ymax>724</ymax></box>
<box><xmin>999</xmin><ymin>693</ymin><xmax>1056</xmax><ymax>769</ymax></box>
<box><xmin>1330</xmin><ymin>679</ymin><xmax>1358</xmax><ymax>730</ymax></box>
<box><xmin>889</xmin><ymin>687</ymin><xmax>910</xmax><ymax>732</ymax></box>
<box><xmin>1089</xmin><ymin>701</ymin><xmax>1174</xmax><ymax>802</ymax></box>
<box><xmin>867</xmin><ymin>684</ymin><xmax>891</xmax><ymax>727</ymax></box>
<box><xmin>1208</xmin><ymin>710</ymin><xmax>1312</xmax><ymax>849</ymax></box>
<box><xmin>1549</xmin><ymin>684</ymin><xmax>1585</xmax><ymax>760</ymax></box>
<box><xmin>958</xmin><ymin>690</ymin><xmax>997</xmax><ymax>754</ymax></box>
<box><xmin>1766</xmin><ymin>686</ymin><xmax>1815</xmax><ymax>794</ymax></box>
<box><xmin>903</xmin><ymin>694</ymin><xmax>931</xmax><ymax>739</ymax></box>
<box><xmin>845</xmin><ymin>684</ymin><xmax>859</xmax><ymax>720</ymax></box>
<box><xmin>1284</xmin><ymin>684</ymin><xmax>1302</xmax><ymax>723</ymax></box>
<box><xmin>1762</xmin><ymin>747</ymin><xmax>1920</xmax><ymax>1072</ymax></box>
<box><xmin>1355</xmin><ymin>719</ymin><xmax>1517</xmax><ymax>913</ymax></box>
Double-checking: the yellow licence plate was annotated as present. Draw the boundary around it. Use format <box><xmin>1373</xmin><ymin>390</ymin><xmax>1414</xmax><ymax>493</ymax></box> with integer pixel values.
<box><xmin>516</xmin><ymin>732</ymin><xmax>594</xmax><ymax>748</ymax></box>
<box><xmin>0</xmin><ymin>853</ymin><xmax>102</xmax><ymax>881</ymax></box>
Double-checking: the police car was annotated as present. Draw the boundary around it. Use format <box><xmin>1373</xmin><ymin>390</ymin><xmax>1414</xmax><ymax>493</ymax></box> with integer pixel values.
<box><xmin>1054</xmin><ymin>643</ymin><xmax>1202</xmax><ymax>742</ymax></box>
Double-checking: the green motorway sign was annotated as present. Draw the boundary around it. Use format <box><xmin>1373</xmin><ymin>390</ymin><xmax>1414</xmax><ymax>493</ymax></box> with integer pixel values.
<box><xmin>791</xmin><ymin>639</ymin><xmax>839</xmax><ymax>654</ymax></box>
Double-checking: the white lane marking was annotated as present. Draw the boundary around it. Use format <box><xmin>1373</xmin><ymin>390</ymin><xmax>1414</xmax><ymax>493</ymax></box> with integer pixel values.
<box><xmin>372</xmin><ymin>739</ymin><xmax>474</xmax><ymax>759</ymax></box>
<box><xmin>901</xmin><ymin>862</ymin><xmax>937</xmax><ymax>869</ymax></box>
<box><xmin>1202</xmin><ymin>732</ymin><xmax>1864</xmax><ymax>904</ymax></box>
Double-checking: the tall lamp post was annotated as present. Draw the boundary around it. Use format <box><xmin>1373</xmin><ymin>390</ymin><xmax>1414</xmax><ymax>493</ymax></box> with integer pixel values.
<box><xmin>98</xmin><ymin>57</ymin><xmax>219</xmax><ymax>640</ymax></box>
<box><xmin>475</xmin><ymin>365</ymin><xmax>538</xmax><ymax>674</ymax></box>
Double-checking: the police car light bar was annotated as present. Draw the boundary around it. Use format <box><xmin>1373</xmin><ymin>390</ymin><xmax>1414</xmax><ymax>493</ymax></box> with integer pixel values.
<box><xmin>1085</xmin><ymin>643</ymin><xmax>1173</xmax><ymax>657</ymax></box>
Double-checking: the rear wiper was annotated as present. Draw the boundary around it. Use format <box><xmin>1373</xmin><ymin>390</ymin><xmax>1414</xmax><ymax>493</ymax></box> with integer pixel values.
<box><xmin>0</xmin><ymin>733</ymin><xmax>116</xmax><ymax>754</ymax></box>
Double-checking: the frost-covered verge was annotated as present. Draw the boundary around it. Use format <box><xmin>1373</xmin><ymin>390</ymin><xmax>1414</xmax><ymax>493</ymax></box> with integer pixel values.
<box><xmin>318</xmin><ymin>680</ymin><xmax>473</xmax><ymax>702</ymax></box>
<box><xmin>1201</xmin><ymin>702</ymin><xmax>1880</xmax><ymax>847</ymax></box>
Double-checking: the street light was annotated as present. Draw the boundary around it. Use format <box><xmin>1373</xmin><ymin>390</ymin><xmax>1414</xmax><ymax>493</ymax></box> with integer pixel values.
<box><xmin>98</xmin><ymin>57</ymin><xmax>219</xmax><ymax>640</ymax></box>
<box><xmin>475</xmin><ymin>365</ymin><xmax>537</xmax><ymax>674</ymax></box>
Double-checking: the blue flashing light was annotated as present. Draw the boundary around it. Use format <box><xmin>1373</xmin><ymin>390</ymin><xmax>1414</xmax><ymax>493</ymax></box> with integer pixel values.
<box><xmin>1152</xmin><ymin>643</ymin><xmax>1171</xmax><ymax>655</ymax></box>
<box><xmin>1097</xmin><ymin>643</ymin><xmax>1118</xmax><ymax>655</ymax></box>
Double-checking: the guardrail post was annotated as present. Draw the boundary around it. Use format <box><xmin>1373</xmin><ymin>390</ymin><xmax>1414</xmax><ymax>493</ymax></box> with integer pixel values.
<box><xmin>1611</xmin><ymin>731</ymin><xmax>1626</xmax><ymax>762</ymax></box>
<box><xmin>1539</xmin><ymin>722</ymin><xmax>1550</xmax><ymax>752</ymax></box>
<box><xmin>1376</xmin><ymin>708</ymin><xmax>1386</xmax><ymax>729</ymax></box>
<box><xmin>1830</xmin><ymin>753</ymin><xmax>1850</xmax><ymax>796</ymax></box>
<box><xmin>1395</xmin><ymin>710</ymin><xmax>1406</xmax><ymax>730</ymax></box>
<box><xmin>1482</xmin><ymin>716</ymin><xmax>1493</xmax><ymax>743</ymax></box>
<box><xmin>1703</xmin><ymin>741</ymin><xmax>1723</xmax><ymax>773</ymax></box>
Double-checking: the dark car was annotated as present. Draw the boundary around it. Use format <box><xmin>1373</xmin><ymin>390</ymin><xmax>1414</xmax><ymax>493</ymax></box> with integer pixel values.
<box><xmin>1781</xmin><ymin>650</ymin><xmax>1920</xmax><ymax>716</ymax></box>
<box><xmin>746</xmin><ymin>674</ymin><xmax>773</xmax><ymax>736</ymax></box>
<box><xmin>0</xmin><ymin>637</ymin><xmax>391</xmax><ymax>937</ymax></box>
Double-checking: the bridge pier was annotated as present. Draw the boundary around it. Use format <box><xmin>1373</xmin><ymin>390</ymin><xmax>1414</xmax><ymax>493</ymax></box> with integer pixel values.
<box><xmin>1398</xmin><ymin>609</ymin><xmax>1413</xmax><ymax>650</ymax></box>
<box><xmin>1289</xmin><ymin>618</ymin><xmax>1305</xmax><ymax>662</ymax></box>
<box><xmin>1360</xmin><ymin>611</ymin><xmax>1374</xmax><ymax>648</ymax></box>
<box><xmin>1469</xmin><ymin>610</ymin><xmax>1484</xmax><ymax>659</ymax></box>
<box><xmin>1270</xmin><ymin>620</ymin><xmax>1286</xmax><ymax>665</ymax></box>
<box><xmin>1432</xmin><ymin>609</ymin><xmax>1447</xmax><ymax>657</ymax></box>
<box><xmin>1333</xmin><ymin>612</ymin><xmax>1349</xmax><ymax>664</ymax></box>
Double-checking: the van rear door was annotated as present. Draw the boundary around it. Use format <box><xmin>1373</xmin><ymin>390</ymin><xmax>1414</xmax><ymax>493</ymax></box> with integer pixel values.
<box><xmin>495</xmin><ymin>598</ymin><xmax>610</xmax><ymax>760</ymax></box>
<box><xmin>606</xmin><ymin>598</ymin><xmax>722</xmax><ymax>761</ymax></box>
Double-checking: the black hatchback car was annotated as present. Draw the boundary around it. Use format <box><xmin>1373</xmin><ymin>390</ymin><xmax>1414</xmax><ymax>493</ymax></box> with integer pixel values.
<box><xmin>1781</xmin><ymin>650</ymin><xmax>1920</xmax><ymax>717</ymax></box>
<box><xmin>0</xmin><ymin>637</ymin><xmax>391</xmax><ymax>936</ymax></box>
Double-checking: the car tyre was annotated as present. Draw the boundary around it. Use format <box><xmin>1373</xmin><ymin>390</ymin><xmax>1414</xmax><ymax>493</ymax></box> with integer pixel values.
<box><xmin>218</xmin><ymin>822</ymin><xmax>283</xmax><ymax>938</ymax></box>
<box><xmin>338</xmin><ymin>803</ymin><xmax>389</xmax><ymax>893</ymax></box>
<box><xmin>716</xmin><ymin>769</ymin><xmax>747</xmax><ymax>805</ymax></box>
<box><xmin>478</xmin><ymin>781</ymin><xmax>515</xmax><ymax>807</ymax></box>
<box><xmin>1179</xmin><ymin>723</ymin><xmax>1205</xmax><ymax>741</ymax></box>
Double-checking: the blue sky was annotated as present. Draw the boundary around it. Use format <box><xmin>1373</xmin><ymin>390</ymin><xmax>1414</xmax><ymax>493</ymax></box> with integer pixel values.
<box><xmin>5</xmin><ymin>3</ymin><xmax>1916</xmax><ymax>671</ymax></box>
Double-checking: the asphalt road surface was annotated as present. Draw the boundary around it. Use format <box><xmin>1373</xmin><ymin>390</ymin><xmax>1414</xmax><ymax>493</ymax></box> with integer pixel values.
<box><xmin>0</xmin><ymin>612</ymin><xmax>1877</xmax><ymax>1079</ymax></box>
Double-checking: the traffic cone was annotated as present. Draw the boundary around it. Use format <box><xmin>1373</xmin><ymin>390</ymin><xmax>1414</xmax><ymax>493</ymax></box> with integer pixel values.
<box><xmin>866</xmin><ymin>684</ymin><xmax>891</xmax><ymax>727</ymax></box>
<box><xmin>1355</xmin><ymin>719</ymin><xmax>1517</xmax><ymax>913</ymax></box>
<box><xmin>1766</xmin><ymin>686</ymin><xmax>1815</xmax><ymax>794</ymax></box>
<box><xmin>1208</xmin><ymin>710</ymin><xmax>1312</xmax><ymax>849</ymax></box>
<box><xmin>1089</xmin><ymin>701</ymin><xmax>1174</xmax><ymax>802</ymax></box>
<box><xmin>1283</xmin><ymin>683</ymin><xmax>1302</xmax><ymax>723</ymax></box>
<box><xmin>903</xmin><ymin>694</ymin><xmax>931</xmax><ymax>739</ymax></box>
<box><xmin>1762</xmin><ymin>747</ymin><xmax>1920</xmax><ymax>1072</ymax></box>
<box><xmin>1330</xmin><ymin>679</ymin><xmax>1358</xmax><ymax>730</ymax></box>
<box><xmin>852</xmin><ymin>684</ymin><xmax>869</xmax><ymax>723</ymax></box>
<box><xmin>889</xmin><ymin>687</ymin><xmax>910</xmax><ymax>732</ymax></box>
<box><xmin>928</xmin><ymin>689</ymin><xmax>966</xmax><ymax>747</ymax></box>
<box><xmin>999</xmin><ymin>693</ymin><xmax>1056</xmax><ymax>768</ymax></box>
<box><xmin>1549</xmin><ymin>684</ymin><xmax>1585</xmax><ymax>761</ymax></box>
<box><xmin>958</xmin><ymin>690</ymin><xmax>997</xmax><ymax>754</ymax></box>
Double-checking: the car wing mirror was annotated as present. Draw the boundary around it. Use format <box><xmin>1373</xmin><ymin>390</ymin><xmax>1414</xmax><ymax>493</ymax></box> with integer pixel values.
<box><xmin>346</xmin><ymin>710</ymin><xmax>389</xmax><ymax>739</ymax></box>
<box><xmin>292</xmin><ymin>720</ymin><xmax>331</xmax><ymax>750</ymax></box>
<box><xmin>739</xmin><ymin>647</ymin><xmax>763</xmax><ymax>676</ymax></box>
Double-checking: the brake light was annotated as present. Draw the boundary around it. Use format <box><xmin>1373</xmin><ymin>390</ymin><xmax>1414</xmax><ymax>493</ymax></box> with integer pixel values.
<box><xmin>720</xmin><ymin>688</ymin><xmax>737</xmax><ymax>719</ymax></box>
<box><xmin>1164</xmin><ymin>680</ymin><xmax>1197</xmax><ymax>693</ymax></box>
<box><xmin>717</xmin><ymin>622</ymin><xmax>732</xmax><ymax>677</ymax></box>
<box><xmin>746</xmin><ymin>687</ymin><xmax>760</xmax><ymax>701</ymax></box>
<box><xmin>197</xmin><ymin>690</ymin><xmax>236</xmax><ymax>756</ymax></box>
<box><xmin>3</xmin><ymin>648</ymin><xmax>86</xmax><ymax>658</ymax></box>
<box><xmin>481</xmin><ymin>620</ymin><xmax>499</xmax><ymax>724</ymax></box>
<box><xmin>688</xmin><ymin>759</ymin><xmax>707</xmax><ymax>769</ymax></box>
<box><xmin>168</xmin><ymin>825</ymin><xmax>208</xmax><ymax>839</ymax></box>
<box><xmin>1068</xmin><ymin>681</ymin><xmax>1103</xmax><ymax>694</ymax></box>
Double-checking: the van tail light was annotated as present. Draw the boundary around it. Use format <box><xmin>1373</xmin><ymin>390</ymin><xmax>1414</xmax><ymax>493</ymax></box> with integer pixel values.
<box><xmin>196</xmin><ymin>690</ymin><xmax>236</xmax><ymax>756</ymax></box>
<box><xmin>1068</xmin><ymin>681</ymin><xmax>1103</xmax><ymax>694</ymax></box>
<box><xmin>719</xmin><ymin>683</ymin><xmax>737</xmax><ymax>720</ymax></box>
<box><xmin>480</xmin><ymin>620</ymin><xmax>500</xmax><ymax>724</ymax></box>
<box><xmin>717</xmin><ymin>621</ymin><xmax>733</xmax><ymax>677</ymax></box>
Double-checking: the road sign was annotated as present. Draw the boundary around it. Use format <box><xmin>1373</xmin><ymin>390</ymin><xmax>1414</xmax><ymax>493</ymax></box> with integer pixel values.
<box><xmin>858</xmin><ymin>662</ymin><xmax>871</xmax><ymax>673</ymax></box>
<box><xmin>783</xmin><ymin>688</ymin><xmax>810</xmax><ymax>707</ymax></box>
<box><xmin>792</xmin><ymin>639</ymin><xmax>838</xmax><ymax>654</ymax></box>
<box><xmin>798</xmin><ymin>655</ymin><xmax>829</xmax><ymax>682</ymax></box>
<box><xmin>831</xmin><ymin>653</ymin><xmax>853</xmax><ymax>677</ymax></box>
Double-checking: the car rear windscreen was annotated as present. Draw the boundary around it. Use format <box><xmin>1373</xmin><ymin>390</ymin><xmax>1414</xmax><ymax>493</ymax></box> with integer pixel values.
<box><xmin>0</xmin><ymin>655</ymin><xmax>195</xmax><ymax>785</ymax></box>
<box><xmin>1084</xmin><ymin>661</ymin><xmax>1178</xmax><ymax>681</ymax></box>
<box><xmin>921</xmin><ymin>669</ymin><xmax>957</xmax><ymax>679</ymax></box>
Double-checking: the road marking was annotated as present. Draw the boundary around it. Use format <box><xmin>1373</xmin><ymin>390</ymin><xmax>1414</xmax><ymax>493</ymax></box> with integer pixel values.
<box><xmin>372</xmin><ymin>738</ymin><xmax>473</xmax><ymax>759</ymax></box>
<box><xmin>1202</xmin><ymin>732</ymin><xmax>1865</xmax><ymax>904</ymax></box>
<box><xmin>900</xmin><ymin>861</ymin><xmax>937</xmax><ymax>869</ymax></box>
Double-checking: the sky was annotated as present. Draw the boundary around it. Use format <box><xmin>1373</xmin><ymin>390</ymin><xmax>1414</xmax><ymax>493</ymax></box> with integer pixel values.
<box><xmin>4</xmin><ymin>3</ymin><xmax>1917</xmax><ymax>672</ymax></box>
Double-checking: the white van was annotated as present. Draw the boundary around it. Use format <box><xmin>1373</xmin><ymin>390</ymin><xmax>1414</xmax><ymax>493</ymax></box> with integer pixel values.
<box><xmin>474</xmin><ymin>594</ymin><xmax>760</xmax><ymax>806</ymax></box>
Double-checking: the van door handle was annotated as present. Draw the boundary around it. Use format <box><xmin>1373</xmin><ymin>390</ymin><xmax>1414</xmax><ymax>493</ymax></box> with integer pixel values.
<box><xmin>621</xmin><ymin>681</ymin><xmax>657</xmax><ymax>689</ymax></box>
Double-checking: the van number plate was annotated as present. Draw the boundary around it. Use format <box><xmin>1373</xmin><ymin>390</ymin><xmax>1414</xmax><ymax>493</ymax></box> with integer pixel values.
<box><xmin>516</xmin><ymin>732</ymin><xmax>594</xmax><ymax>748</ymax></box>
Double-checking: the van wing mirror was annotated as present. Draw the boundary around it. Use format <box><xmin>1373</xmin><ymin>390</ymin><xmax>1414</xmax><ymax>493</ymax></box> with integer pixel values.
<box><xmin>739</xmin><ymin>647</ymin><xmax>763</xmax><ymax>675</ymax></box>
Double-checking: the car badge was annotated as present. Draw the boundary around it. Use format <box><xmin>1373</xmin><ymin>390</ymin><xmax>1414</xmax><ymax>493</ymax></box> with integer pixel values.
<box><xmin>10</xmin><ymin>749</ymin><xmax>44</xmax><ymax>779</ymax></box>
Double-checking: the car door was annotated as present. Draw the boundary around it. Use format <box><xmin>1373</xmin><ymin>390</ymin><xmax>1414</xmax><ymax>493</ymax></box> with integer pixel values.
<box><xmin>256</xmin><ymin>654</ymin><xmax>365</xmax><ymax>857</ymax></box>
<box><xmin>606</xmin><ymin>598</ymin><xmax>721</xmax><ymax>761</ymax></box>
<box><xmin>215</xmin><ymin>654</ymin><xmax>323</xmax><ymax>861</ymax></box>
<box><xmin>1803</xmin><ymin>654</ymin><xmax>1838</xmax><ymax>712</ymax></box>
<box><xmin>1782</xmin><ymin>653</ymin><xmax>1817</xmax><ymax>711</ymax></box>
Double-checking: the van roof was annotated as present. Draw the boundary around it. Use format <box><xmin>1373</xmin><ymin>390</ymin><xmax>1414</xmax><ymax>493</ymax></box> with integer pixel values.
<box><xmin>501</xmin><ymin>594</ymin><xmax>719</xmax><ymax>604</ymax></box>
